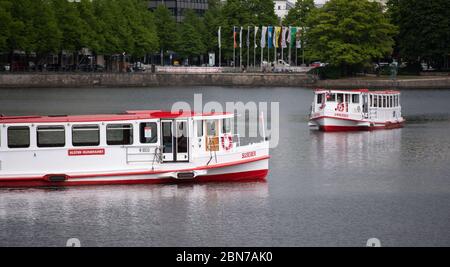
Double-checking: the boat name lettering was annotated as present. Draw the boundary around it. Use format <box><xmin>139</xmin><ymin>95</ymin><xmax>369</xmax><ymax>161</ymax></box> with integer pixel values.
<box><xmin>242</xmin><ymin>151</ymin><xmax>256</xmax><ymax>159</ymax></box>
<box><xmin>68</xmin><ymin>149</ymin><xmax>105</xmax><ymax>156</ymax></box>
<box><xmin>334</xmin><ymin>113</ymin><xmax>349</xmax><ymax>118</ymax></box>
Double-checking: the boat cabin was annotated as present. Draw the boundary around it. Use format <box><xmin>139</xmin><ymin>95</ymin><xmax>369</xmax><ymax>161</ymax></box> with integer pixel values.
<box><xmin>311</xmin><ymin>89</ymin><xmax>402</xmax><ymax>123</ymax></box>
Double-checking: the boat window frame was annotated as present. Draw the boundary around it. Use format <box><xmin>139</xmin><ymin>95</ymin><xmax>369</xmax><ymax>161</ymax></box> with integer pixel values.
<box><xmin>36</xmin><ymin>125</ymin><xmax>66</xmax><ymax>148</ymax></box>
<box><xmin>196</xmin><ymin>120</ymin><xmax>203</xmax><ymax>137</ymax></box>
<box><xmin>72</xmin><ymin>124</ymin><xmax>100</xmax><ymax>147</ymax></box>
<box><xmin>326</xmin><ymin>93</ymin><xmax>336</xmax><ymax>102</ymax></box>
<box><xmin>317</xmin><ymin>93</ymin><xmax>324</xmax><ymax>104</ymax></box>
<box><xmin>139</xmin><ymin>122</ymin><xmax>158</xmax><ymax>144</ymax></box>
<box><xmin>206</xmin><ymin>119</ymin><xmax>217</xmax><ymax>136</ymax></box>
<box><xmin>352</xmin><ymin>94</ymin><xmax>360</xmax><ymax>104</ymax></box>
<box><xmin>222</xmin><ymin>118</ymin><xmax>232</xmax><ymax>134</ymax></box>
<box><xmin>7</xmin><ymin>126</ymin><xmax>30</xmax><ymax>149</ymax></box>
<box><xmin>106</xmin><ymin>123</ymin><xmax>133</xmax><ymax>146</ymax></box>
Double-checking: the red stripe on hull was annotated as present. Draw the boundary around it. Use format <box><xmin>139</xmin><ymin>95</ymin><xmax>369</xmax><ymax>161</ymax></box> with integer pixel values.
<box><xmin>0</xmin><ymin>169</ymin><xmax>269</xmax><ymax>188</ymax></box>
<box><xmin>320</xmin><ymin>122</ymin><xmax>404</xmax><ymax>132</ymax></box>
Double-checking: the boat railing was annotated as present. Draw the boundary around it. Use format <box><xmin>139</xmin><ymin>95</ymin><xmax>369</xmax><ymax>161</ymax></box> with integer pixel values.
<box><xmin>125</xmin><ymin>146</ymin><xmax>162</xmax><ymax>165</ymax></box>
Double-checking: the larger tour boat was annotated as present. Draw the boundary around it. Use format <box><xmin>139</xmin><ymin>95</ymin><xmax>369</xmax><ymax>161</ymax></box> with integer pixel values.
<box><xmin>0</xmin><ymin>110</ymin><xmax>269</xmax><ymax>187</ymax></box>
<box><xmin>309</xmin><ymin>89</ymin><xmax>405</xmax><ymax>131</ymax></box>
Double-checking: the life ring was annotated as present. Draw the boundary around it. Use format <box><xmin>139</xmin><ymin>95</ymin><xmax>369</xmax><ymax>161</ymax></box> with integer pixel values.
<box><xmin>221</xmin><ymin>134</ymin><xmax>233</xmax><ymax>151</ymax></box>
<box><xmin>337</xmin><ymin>102</ymin><xmax>345</xmax><ymax>112</ymax></box>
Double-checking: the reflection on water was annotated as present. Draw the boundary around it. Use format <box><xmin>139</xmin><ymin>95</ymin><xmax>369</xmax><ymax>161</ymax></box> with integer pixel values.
<box><xmin>0</xmin><ymin>182</ymin><xmax>269</xmax><ymax>247</ymax></box>
<box><xmin>0</xmin><ymin>87</ymin><xmax>450</xmax><ymax>246</ymax></box>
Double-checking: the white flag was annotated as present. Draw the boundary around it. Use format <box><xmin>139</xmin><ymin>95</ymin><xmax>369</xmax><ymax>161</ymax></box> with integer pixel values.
<box><xmin>260</xmin><ymin>26</ymin><xmax>267</xmax><ymax>48</ymax></box>
<box><xmin>239</xmin><ymin>26</ymin><xmax>243</xmax><ymax>48</ymax></box>
<box><xmin>218</xmin><ymin>27</ymin><xmax>221</xmax><ymax>48</ymax></box>
<box><xmin>254</xmin><ymin>26</ymin><xmax>259</xmax><ymax>48</ymax></box>
<box><xmin>281</xmin><ymin>26</ymin><xmax>288</xmax><ymax>48</ymax></box>
<box><xmin>296</xmin><ymin>27</ymin><xmax>302</xmax><ymax>48</ymax></box>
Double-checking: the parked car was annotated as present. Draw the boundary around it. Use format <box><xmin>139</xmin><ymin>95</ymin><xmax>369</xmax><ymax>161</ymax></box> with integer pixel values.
<box><xmin>0</xmin><ymin>64</ymin><xmax>10</xmax><ymax>71</ymax></box>
<box><xmin>310</xmin><ymin>61</ymin><xmax>326</xmax><ymax>68</ymax></box>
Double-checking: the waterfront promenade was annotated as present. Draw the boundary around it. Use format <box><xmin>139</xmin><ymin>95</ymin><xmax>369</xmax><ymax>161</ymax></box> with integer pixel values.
<box><xmin>0</xmin><ymin>72</ymin><xmax>449</xmax><ymax>89</ymax></box>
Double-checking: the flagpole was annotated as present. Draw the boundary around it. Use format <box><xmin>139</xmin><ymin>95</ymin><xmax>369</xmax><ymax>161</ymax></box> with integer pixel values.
<box><xmin>218</xmin><ymin>27</ymin><xmax>221</xmax><ymax>67</ymax></box>
<box><xmin>281</xmin><ymin>27</ymin><xmax>284</xmax><ymax>63</ymax></box>
<box><xmin>240</xmin><ymin>27</ymin><xmax>242</xmax><ymax>70</ymax></box>
<box><xmin>253</xmin><ymin>27</ymin><xmax>256</xmax><ymax>68</ymax></box>
<box><xmin>267</xmin><ymin>26</ymin><xmax>270</xmax><ymax>67</ymax></box>
<box><xmin>233</xmin><ymin>26</ymin><xmax>236</xmax><ymax>69</ymax></box>
<box><xmin>288</xmin><ymin>26</ymin><xmax>291</xmax><ymax>65</ymax></box>
<box><xmin>247</xmin><ymin>26</ymin><xmax>250</xmax><ymax>69</ymax></box>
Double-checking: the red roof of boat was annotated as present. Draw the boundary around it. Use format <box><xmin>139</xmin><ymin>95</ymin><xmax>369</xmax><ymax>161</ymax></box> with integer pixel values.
<box><xmin>0</xmin><ymin>110</ymin><xmax>232</xmax><ymax>124</ymax></box>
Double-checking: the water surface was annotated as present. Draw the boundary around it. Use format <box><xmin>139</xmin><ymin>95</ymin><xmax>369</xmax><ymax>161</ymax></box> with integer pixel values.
<box><xmin>0</xmin><ymin>87</ymin><xmax>449</xmax><ymax>246</ymax></box>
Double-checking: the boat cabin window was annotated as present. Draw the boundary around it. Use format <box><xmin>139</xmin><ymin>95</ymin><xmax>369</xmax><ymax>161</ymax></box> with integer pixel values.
<box><xmin>317</xmin><ymin>93</ymin><xmax>324</xmax><ymax>104</ymax></box>
<box><xmin>206</xmin><ymin>120</ymin><xmax>217</xmax><ymax>136</ymax></box>
<box><xmin>107</xmin><ymin>124</ymin><xmax>133</xmax><ymax>145</ymax></box>
<box><xmin>37</xmin><ymin>126</ymin><xmax>65</xmax><ymax>148</ymax></box>
<box><xmin>337</xmin><ymin>93</ymin><xmax>344</xmax><ymax>103</ymax></box>
<box><xmin>352</xmin><ymin>94</ymin><xmax>359</xmax><ymax>104</ymax></box>
<box><xmin>140</xmin><ymin>122</ymin><xmax>157</xmax><ymax>144</ymax></box>
<box><xmin>8</xmin><ymin>126</ymin><xmax>30</xmax><ymax>148</ymax></box>
<box><xmin>197</xmin><ymin>120</ymin><xmax>203</xmax><ymax>137</ymax></box>
<box><xmin>326</xmin><ymin>93</ymin><xmax>336</xmax><ymax>102</ymax></box>
<box><xmin>72</xmin><ymin>125</ymin><xmax>100</xmax><ymax>147</ymax></box>
<box><xmin>222</xmin><ymin>118</ymin><xmax>232</xmax><ymax>134</ymax></box>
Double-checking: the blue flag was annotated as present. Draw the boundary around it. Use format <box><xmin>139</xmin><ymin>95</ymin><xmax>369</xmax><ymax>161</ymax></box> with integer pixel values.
<box><xmin>268</xmin><ymin>26</ymin><xmax>273</xmax><ymax>49</ymax></box>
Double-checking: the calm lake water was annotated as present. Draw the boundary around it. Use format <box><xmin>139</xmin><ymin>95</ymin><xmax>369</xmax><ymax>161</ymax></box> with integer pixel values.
<box><xmin>0</xmin><ymin>86</ymin><xmax>449</xmax><ymax>247</ymax></box>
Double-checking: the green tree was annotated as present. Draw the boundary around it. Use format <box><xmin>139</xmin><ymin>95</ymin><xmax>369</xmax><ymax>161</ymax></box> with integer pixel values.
<box><xmin>0</xmin><ymin>0</ymin><xmax>13</xmax><ymax>51</ymax></box>
<box><xmin>387</xmin><ymin>0</ymin><xmax>450</xmax><ymax>70</ymax></box>
<box><xmin>283</xmin><ymin>0</ymin><xmax>316</xmax><ymax>27</ymax></box>
<box><xmin>52</xmin><ymin>0</ymin><xmax>85</xmax><ymax>52</ymax></box>
<box><xmin>178</xmin><ymin>9</ymin><xmax>206</xmax><ymax>64</ymax></box>
<box><xmin>131</xmin><ymin>0</ymin><xmax>159</xmax><ymax>58</ymax></box>
<box><xmin>153</xmin><ymin>4</ymin><xmax>178</xmax><ymax>61</ymax></box>
<box><xmin>77</xmin><ymin>0</ymin><xmax>100</xmax><ymax>53</ymax></box>
<box><xmin>29</xmin><ymin>0</ymin><xmax>61</xmax><ymax>56</ymax></box>
<box><xmin>203</xmin><ymin>0</ymin><xmax>222</xmax><ymax>53</ymax></box>
<box><xmin>306</xmin><ymin>0</ymin><xmax>397</xmax><ymax>75</ymax></box>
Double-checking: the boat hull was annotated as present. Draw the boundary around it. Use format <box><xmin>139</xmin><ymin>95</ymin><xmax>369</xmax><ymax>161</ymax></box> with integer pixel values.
<box><xmin>0</xmin><ymin>157</ymin><xmax>269</xmax><ymax>188</ymax></box>
<box><xmin>310</xmin><ymin>117</ymin><xmax>404</xmax><ymax>132</ymax></box>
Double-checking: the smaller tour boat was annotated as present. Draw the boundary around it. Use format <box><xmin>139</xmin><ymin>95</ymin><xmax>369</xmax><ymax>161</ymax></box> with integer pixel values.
<box><xmin>0</xmin><ymin>110</ymin><xmax>269</xmax><ymax>187</ymax></box>
<box><xmin>309</xmin><ymin>89</ymin><xmax>405</xmax><ymax>131</ymax></box>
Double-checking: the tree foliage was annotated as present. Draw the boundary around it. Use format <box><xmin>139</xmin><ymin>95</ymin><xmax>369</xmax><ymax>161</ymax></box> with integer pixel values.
<box><xmin>306</xmin><ymin>0</ymin><xmax>397</xmax><ymax>73</ymax></box>
<box><xmin>387</xmin><ymin>0</ymin><xmax>450</xmax><ymax>69</ymax></box>
<box><xmin>283</xmin><ymin>0</ymin><xmax>316</xmax><ymax>27</ymax></box>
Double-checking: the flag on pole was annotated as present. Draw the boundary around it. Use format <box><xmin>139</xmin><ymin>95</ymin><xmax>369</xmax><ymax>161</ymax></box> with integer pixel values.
<box><xmin>239</xmin><ymin>26</ymin><xmax>243</xmax><ymax>48</ymax></box>
<box><xmin>218</xmin><ymin>27</ymin><xmax>221</xmax><ymax>48</ymax></box>
<box><xmin>268</xmin><ymin>26</ymin><xmax>274</xmax><ymax>49</ymax></box>
<box><xmin>261</xmin><ymin>26</ymin><xmax>267</xmax><ymax>48</ymax></box>
<box><xmin>290</xmin><ymin>26</ymin><xmax>297</xmax><ymax>47</ymax></box>
<box><xmin>295</xmin><ymin>27</ymin><xmax>302</xmax><ymax>48</ymax></box>
<box><xmin>233</xmin><ymin>26</ymin><xmax>238</xmax><ymax>48</ymax></box>
<box><xmin>254</xmin><ymin>26</ymin><xmax>259</xmax><ymax>48</ymax></box>
<box><xmin>281</xmin><ymin>26</ymin><xmax>288</xmax><ymax>48</ymax></box>
<box><xmin>274</xmin><ymin>26</ymin><xmax>281</xmax><ymax>48</ymax></box>
<box><xmin>246</xmin><ymin>26</ymin><xmax>250</xmax><ymax>48</ymax></box>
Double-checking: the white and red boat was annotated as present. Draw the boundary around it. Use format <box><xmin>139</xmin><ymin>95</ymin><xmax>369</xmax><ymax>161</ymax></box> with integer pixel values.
<box><xmin>0</xmin><ymin>110</ymin><xmax>269</xmax><ymax>187</ymax></box>
<box><xmin>309</xmin><ymin>89</ymin><xmax>405</xmax><ymax>131</ymax></box>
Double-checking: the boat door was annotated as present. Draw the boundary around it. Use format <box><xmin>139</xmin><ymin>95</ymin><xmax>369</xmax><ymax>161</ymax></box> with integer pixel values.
<box><xmin>161</xmin><ymin>120</ymin><xmax>189</xmax><ymax>162</ymax></box>
<box><xmin>362</xmin><ymin>93</ymin><xmax>369</xmax><ymax>118</ymax></box>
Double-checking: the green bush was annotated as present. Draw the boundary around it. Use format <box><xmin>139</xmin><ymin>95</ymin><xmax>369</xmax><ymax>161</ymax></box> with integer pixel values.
<box><xmin>398</xmin><ymin>61</ymin><xmax>422</xmax><ymax>75</ymax></box>
<box><xmin>308</xmin><ymin>65</ymin><xmax>342</xmax><ymax>79</ymax></box>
